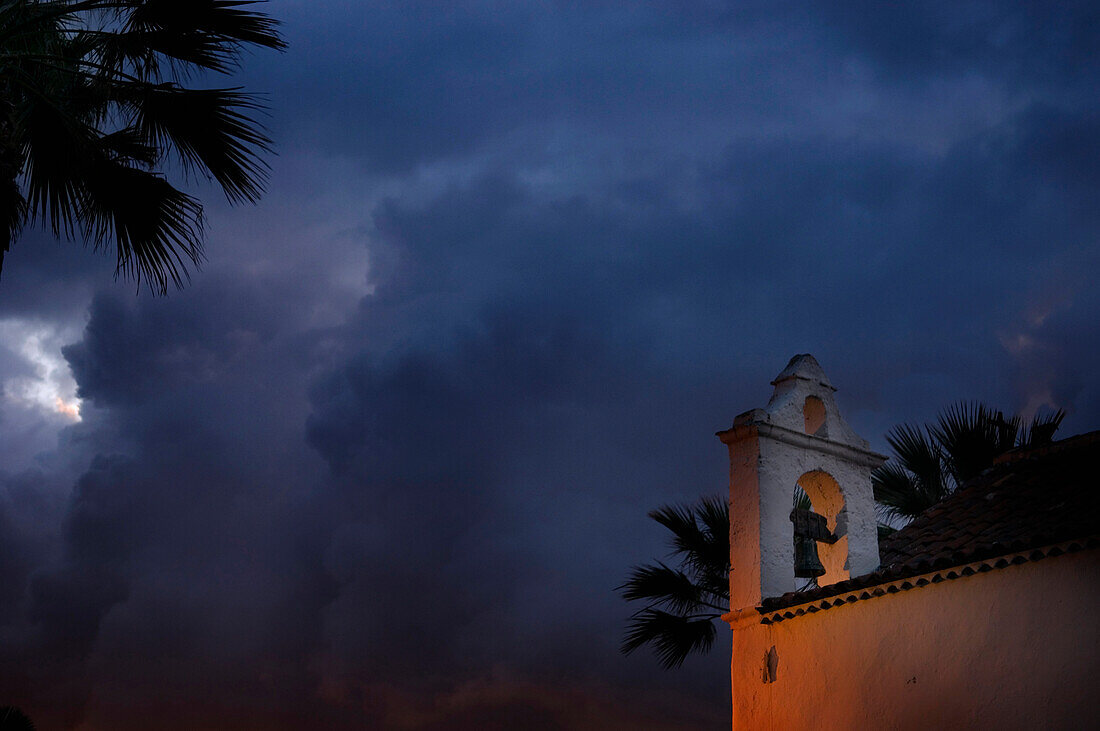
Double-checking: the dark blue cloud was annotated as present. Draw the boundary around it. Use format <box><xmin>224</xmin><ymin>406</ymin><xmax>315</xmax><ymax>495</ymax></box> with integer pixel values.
<box><xmin>1</xmin><ymin>1</ymin><xmax>1099</xmax><ymax>728</ymax></box>
<box><xmin>304</xmin><ymin>302</ymin><xmax>728</xmax><ymax>687</ymax></box>
<box><xmin>817</xmin><ymin>1</ymin><xmax>1100</xmax><ymax>82</ymax></box>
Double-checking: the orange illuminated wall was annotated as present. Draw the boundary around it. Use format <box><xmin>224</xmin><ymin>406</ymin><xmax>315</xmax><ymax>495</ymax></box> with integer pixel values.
<box><xmin>728</xmin><ymin>548</ymin><xmax>1100</xmax><ymax>730</ymax></box>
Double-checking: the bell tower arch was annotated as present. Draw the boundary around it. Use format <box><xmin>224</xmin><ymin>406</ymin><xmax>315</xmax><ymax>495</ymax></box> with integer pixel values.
<box><xmin>718</xmin><ymin>354</ymin><xmax>886</xmax><ymax>610</ymax></box>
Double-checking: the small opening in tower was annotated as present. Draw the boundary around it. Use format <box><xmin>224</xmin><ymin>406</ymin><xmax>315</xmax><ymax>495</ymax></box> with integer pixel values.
<box><xmin>803</xmin><ymin>396</ymin><xmax>826</xmax><ymax>435</ymax></box>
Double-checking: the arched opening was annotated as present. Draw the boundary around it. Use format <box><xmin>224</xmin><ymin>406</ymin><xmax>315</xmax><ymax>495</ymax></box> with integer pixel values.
<box><xmin>803</xmin><ymin>396</ymin><xmax>826</xmax><ymax>436</ymax></box>
<box><xmin>794</xmin><ymin>470</ymin><xmax>849</xmax><ymax>587</ymax></box>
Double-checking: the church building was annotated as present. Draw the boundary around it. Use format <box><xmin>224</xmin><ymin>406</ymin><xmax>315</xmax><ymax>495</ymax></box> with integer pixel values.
<box><xmin>720</xmin><ymin>355</ymin><xmax>1098</xmax><ymax>730</ymax></box>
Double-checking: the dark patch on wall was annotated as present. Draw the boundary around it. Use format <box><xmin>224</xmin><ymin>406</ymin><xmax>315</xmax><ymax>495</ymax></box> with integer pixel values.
<box><xmin>763</xmin><ymin>645</ymin><xmax>779</xmax><ymax>684</ymax></box>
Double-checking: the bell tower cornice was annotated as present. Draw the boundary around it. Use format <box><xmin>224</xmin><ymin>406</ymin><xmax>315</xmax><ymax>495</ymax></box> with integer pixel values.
<box><xmin>717</xmin><ymin>421</ymin><xmax>886</xmax><ymax>468</ymax></box>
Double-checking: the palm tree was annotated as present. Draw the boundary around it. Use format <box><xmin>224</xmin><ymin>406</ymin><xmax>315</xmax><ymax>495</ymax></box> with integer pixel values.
<box><xmin>618</xmin><ymin>495</ymin><xmax>730</xmax><ymax>669</ymax></box>
<box><xmin>619</xmin><ymin>490</ymin><xmax>811</xmax><ymax>669</ymax></box>
<box><xmin>0</xmin><ymin>0</ymin><xmax>285</xmax><ymax>293</ymax></box>
<box><xmin>873</xmin><ymin>402</ymin><xmax>1065</xmax><ymax>524</ymax></box>
<box><xmin>0</xmin><ymin>706</ymin><xmax>35</xmax><ymax>731</ymax></box>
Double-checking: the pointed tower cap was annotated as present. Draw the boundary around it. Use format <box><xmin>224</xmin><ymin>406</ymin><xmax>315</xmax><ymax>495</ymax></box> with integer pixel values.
<box><xmin>770</xmin><ymin>353</ymin><xmax>835</xmax><ymax>391</ymax></box>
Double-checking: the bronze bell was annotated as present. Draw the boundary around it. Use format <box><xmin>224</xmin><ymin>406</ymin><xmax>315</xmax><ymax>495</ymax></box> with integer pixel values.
<box><xmin>790</xmin><ymin>507</ymin><xmax>837</xmax><ymax>579</ymax></box>
<box><xmin>794</xmin><ymin>535</ymin><xmax>826</xmax><ymax>578</ymax></box>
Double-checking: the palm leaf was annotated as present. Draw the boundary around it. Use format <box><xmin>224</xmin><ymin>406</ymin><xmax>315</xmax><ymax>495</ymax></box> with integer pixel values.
<box><xmin>649</xmin><ymin>502</ymin><xmax>706</xmax><ymax>559</ymax></box>
<box><xmin>0</xmin><ymin>0</ymin><xmax>283</xmax><ymax>291</ymax></box>
<box><xmin>0</xmin><ymin>105</ymin><xmax>25</xmax><ymax>271</ymax></box>
<box><xmin>1020</xmin><ymin>408</ymin><xmax>1065</xmax><ymax>448</ymax></box>
<box><xmin>99</xmin><ymin>0</ymin><xmax>286</xmax><ymax>78</ymax></box>
<box><xmin>884</xmin><ymin>424</ymin><xmax>942</xmax><ymax>488</ymax></box>
<box><xmin>99</xmin><ymin>126</ymin><xmax>157</xmax><ymax>166</ymax></box>
<box><xmin>650</xmin><ymin>496</ymin><xmax>729</xmax><ymax>578</ymax></box>
<box><xmin>872</xmin><ymin>462</ymin><xmax>935</xmax><ymax>522</ymax></box>
<box><xmin>793</xmin><ymin>484</ymin><xmax>811</xmax><ymax>511</ymax></box>
<box><xmin>125</xmin><ymin>82</ymin><xmax>271</xmax><ymax>202</ymax></box>
<box><xmin>127</xmin><ymin>0</ymin><xmax>286</xmax><ymax>54</ymax></box>
<box><xmin>0</xmin><ymin>705</ymin><xmax>36</xmax><ymax>731</ymax></box>
<box><xmin>620</xmin><ymin>494</ymin><xmax>729</xmax><ymax>668</ymax></box>
<box><xmin>621</xmin><ymin>608</ymin><xmax>719</xmax><ymax>669</ymax></box>
<box><xmin>874</xmin><ymin>399</ymin><xmax>1065</xmax><ymax>529</ymax></box>
<box><xmin>932</xmin><ymin>402</ymin><xmax>1015</xmax><ymax>483</ymax></box>
<box><xmin>691</xmin><ymin>495</ymin><xmax>731</xmax><ymax>578</ymax></box>
<box><xmin>79</xmin><ymin>156</ymin><xmax>204</xmax><ymax>291</ymax></box>
<box><xmin>20</xmin><ymin>80</ymin><xmax>96</xmax><ymax>238</ymax></box>
<box><xmin>617</xmin><ymin>562</ymin><xmax>718</xmax><ymax>614</ymax></box>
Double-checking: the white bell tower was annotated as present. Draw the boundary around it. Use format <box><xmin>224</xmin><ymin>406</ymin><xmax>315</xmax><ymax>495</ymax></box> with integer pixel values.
<box><xmin>717</xmin><ymin>354</ymin><xmax>886</xmax><ymax>610</ymax></box>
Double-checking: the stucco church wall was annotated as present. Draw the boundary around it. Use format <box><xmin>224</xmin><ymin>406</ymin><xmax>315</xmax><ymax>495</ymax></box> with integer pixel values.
<box><xmin>731</xmin><ymin>549</ymin><xmax>1100</xmax><ymax>731</ymax></box>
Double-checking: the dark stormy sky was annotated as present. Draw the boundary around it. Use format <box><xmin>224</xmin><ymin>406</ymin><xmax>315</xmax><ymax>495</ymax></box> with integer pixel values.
<box><xmin>2</xmin><ymin>2</ymin><xmax>1099</xmax><ymax>728</ymax></box>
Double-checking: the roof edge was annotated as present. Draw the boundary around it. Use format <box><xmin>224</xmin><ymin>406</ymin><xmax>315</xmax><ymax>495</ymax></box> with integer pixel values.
<box><xmin>752</xmin><ymin>535</ymin><xmax>1100</xmax><ymax>621</ymax></box>
<box><xmin>993</xmin><ymin>429</ymin><xmax>1100</xmax><ymax>465</ymax></box>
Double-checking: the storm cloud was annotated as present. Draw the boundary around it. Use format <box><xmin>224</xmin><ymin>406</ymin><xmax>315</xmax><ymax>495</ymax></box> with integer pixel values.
<box><xmin>1</xmin><ymin>1</ymin><xmax>1098</xmax><ymax>728</ymax></box>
